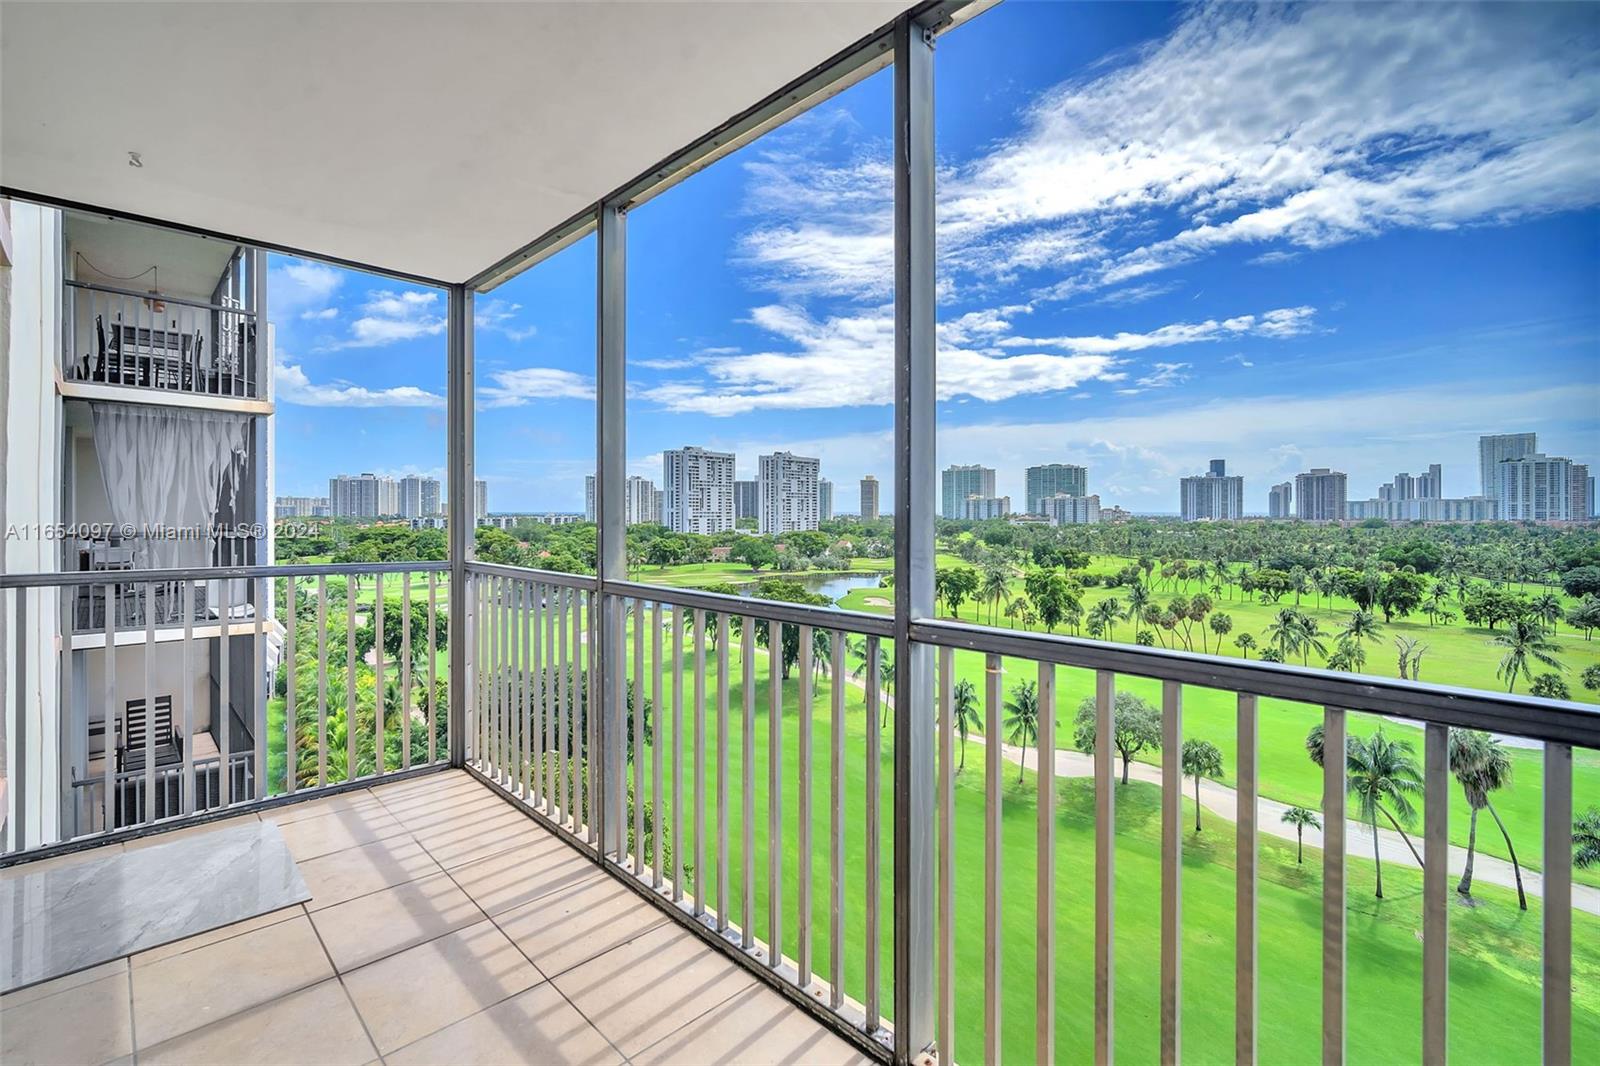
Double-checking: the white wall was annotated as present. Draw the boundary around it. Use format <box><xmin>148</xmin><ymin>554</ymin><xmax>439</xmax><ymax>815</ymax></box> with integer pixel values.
<box><xmin>3</xmin><ymin>201</ymin><xmax>64</xmax><ymax>847</ymax></box>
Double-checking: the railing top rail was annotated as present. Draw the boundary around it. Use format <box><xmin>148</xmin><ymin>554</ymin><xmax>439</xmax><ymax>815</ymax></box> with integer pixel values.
<box><xmin>65</xmin><ymin>277</ymin><xmax>258</xmax><ymax>317</ymax></box>
<box><xmin>912</xmin><ymin>618</ymin><xmax>1600</xmax><ymax>748</ymax></box>
<box><xmin>465</xmin><ymin>560</ymin><xmax>598</xmax><ymax>590</ymax></box>
<box><xmin>604</xmin><ymin>578</ymin><xmax>897</xmax><ymax>638</ymax></box>
<box><xmin>0</xmin><ymin>561</ymin><xmax>449</xmax><ymax>590</ymax></box>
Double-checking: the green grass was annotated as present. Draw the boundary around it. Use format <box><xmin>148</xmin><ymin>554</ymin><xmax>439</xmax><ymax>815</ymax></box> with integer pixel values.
<box><xmin>626</xmin><ymin>555</ymin><xmax>889</xmax><ymax>588</ymax></box>
<box><xmin>837</xmin><ymin>559</ymin><xmax>1600</xmax><ymax>887</ymax></box>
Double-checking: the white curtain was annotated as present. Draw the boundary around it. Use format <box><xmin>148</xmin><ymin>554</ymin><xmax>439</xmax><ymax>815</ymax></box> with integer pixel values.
<box><xmin>90</xmin><ymin>403</ymin><xmax>252</xmax><ymax>570</ymax></box>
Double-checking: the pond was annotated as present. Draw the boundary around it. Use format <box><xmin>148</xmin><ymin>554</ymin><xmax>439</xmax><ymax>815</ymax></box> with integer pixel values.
<box><xmin>737</xmin><ymin>570</ymin><xmax>886</xmax><ymax>606</ymax></box>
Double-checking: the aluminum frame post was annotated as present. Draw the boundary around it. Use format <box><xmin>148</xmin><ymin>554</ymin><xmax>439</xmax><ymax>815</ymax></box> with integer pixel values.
<box><xmin>447</xmin><ymin>284</ymin><xmax>475</xmax><ymax>767</ymax></box>
<box><xmin>892</xmin><ymin>12</ymin><xmax>937</xmax><ymax>1063</ymax></box>
<box><xmin>596</xmin><ymin>202</ymin><xmax>628</xmax><ymax>860</ymax></box>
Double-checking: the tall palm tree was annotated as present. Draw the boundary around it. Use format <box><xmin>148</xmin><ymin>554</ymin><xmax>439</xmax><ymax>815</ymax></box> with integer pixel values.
<box><xmin>1531</xmin><ymin>592</ymin><xmax>1563</xmax><ymax>634</ymax></box>
<box><xmin>1003</xmin><ymin>679</ymin><xmax>1042</xmax><ymax>784</ymax></box>
<box><xmin>1090</xmin><ymin>596</ymin><xmax>1123</xmax><ymax>643</ymax></box>
<box><xmin>1281</xmin><ymin>806</ymin><xmax>1321</xmax><ymax>864</ymax></box>
<box><xmin>1345</xmin><ymin>730</ymin><xmax>1425</xmax><ymax>899</ymax></box>
<box><xmin>1234</xmin><ymin>632</ymin><xmax>1257</xmax><ymax>659</ymax></box>
<box><xmin>980</xmin><ymin>563</ymin><xmax>1012</xmax><ymax>627</ymax></box>
<box><xmin>1491</xmin><ymin>617</ymin><xmax>1563</xmax><ymax>692</ymax></box>
<box><xmin>950</xmin><ymin>679</ymin><xmax>980</xmax><ymax>772</ymax></box>
<box><xmin>1266</xmin><ymin>608</ymin><xmax>1303</xmax><ymax>662</ymax></box>
<box><xmin>1180</xmin><ymin>739</ymin><xmax>1224</xmax><ymax>832</ymax></box>
<box><xmin>1448</xmin><ymin>729</ymin><xmax>1525</xmax><ymax>908</ymax></box>
<box><xmin>1576</xmin><ymin>807</ymin><xmax>1600</xmax><ymax>870</ymax></box>
<box><xmin>1338</xmin><ymin>609</ymin><xmax>1383</xmax><ymax>658</ymax></box>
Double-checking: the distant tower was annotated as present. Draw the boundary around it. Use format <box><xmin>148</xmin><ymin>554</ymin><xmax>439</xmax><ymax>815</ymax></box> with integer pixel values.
<box><xmin>859</xmin><ymin>475</ymin><xmax>880</xmax><ymax>522</ymax></box>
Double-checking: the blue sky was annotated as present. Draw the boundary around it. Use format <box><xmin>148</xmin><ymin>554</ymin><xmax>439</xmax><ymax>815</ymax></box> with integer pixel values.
<box><xmin>268</xmin><ymin>1</ymin><xmax>1600</xmax><ymax>516</ymax></box>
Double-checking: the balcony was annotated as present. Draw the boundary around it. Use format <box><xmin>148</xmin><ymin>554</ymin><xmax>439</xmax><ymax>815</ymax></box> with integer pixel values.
<box><xmin>2</xmin><ymin>769</ymin><xmax>866</xmax><ymax>1065</ymax></box>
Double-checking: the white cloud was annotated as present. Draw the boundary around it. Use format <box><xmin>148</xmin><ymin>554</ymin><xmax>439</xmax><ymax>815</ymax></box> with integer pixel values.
<box><xmin>1223</xmin><ymin>353</ymin><xmax>1254</xmax><ymax>368</ymax></box>
<box><xmin>275</xmin><ymin>364</ymin><xmax>442</xmax><ymax>407</ymax></box>
<box><xmin>268</xmin><ymin>259</ymin><xmax>344</xmax><ymax>316</ymax></box>
<box><xmin>300</xmin><ymin>307</ymin><xmax>338</xmax><ymax>321</ymax></box>
<box><xmin>1115</xmin><ymin>361</ymin><xmax>1191</xmax><ymax>396</ymax></box>
<box><xmin>479</xmin><ymin>367</ymin><xmax>595</xmax><ymax>408</ymax></box>
<box><xmin>736</xmin><ymin>3</ymin><xmax>1599</xmax><ymax>305</ymax></box>
<box><xmin>335</xmin><ymin>289</ymin><xmax>446</xmax><ymax>348</ymax></box>
<box><xmin>999</xmin><ymin>305</ymin><xmax>1316</xmax><ymax>354</ymax></box>
<box><xmin>475</xmin><ymin>298</ymin><xmax>537</xmax><ymax>342</ymax></box>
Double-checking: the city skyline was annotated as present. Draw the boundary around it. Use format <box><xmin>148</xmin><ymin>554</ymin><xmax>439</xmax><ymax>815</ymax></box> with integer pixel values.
<box><xmin>263</xmin><ymin>2</ymin><xmax>1597</xmax><ymax>516</ymax></box>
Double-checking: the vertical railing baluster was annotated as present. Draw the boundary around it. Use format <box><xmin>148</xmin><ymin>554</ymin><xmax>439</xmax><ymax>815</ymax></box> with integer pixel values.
<box><xmin>937</xmin><ymin>645</ymin><xmax>954</xmax><ymax>1056</ymax></box>
<box><xmin>866</xmin><ymin>635</ymin><xmax>881</xmax><ymax>1027</ymax></box>
<box><xmin>1038</xmin><ymin>661</ymin><xmax>1057</xmax><ymax>1066</ymax></box>
<box><xmin>1323</xmin><ymin>706</ymin><xmax>1347</xmax><ymax>1066</ymax></box>
<box><xmin>104</xmin><ymin>583</ymin><xmax>115</xmax><ymax>828</ymax></box>
<box><xmin>1543</xmin><ymin>741</ymin><xmax>1573</xmax><ymax>1065</ymax></box>
<box><xmin>317</xmin><ymin>576</ymin><xmax>328</xmax><ymax>787</ymax></box>
<box><xmin>984</xmin><ymin>652</ymin><xmax>1002</xmax><ymax>1065</ymax></box>
<box><xmin>693</xmin><ymin>608</ymin><xmax>707</xmax><ymax>916</ymax></box>
<box><xmin>1423</xmin><ymin>723</ymin><xmax>1448</xmax><ymax>1066</ymax></box>
<box><xmin>400</xmin><ymin>572</ymin><xmax>411</xmax><ymax>772</ymax></box>
<box><xmin>285</xmin><ymin>577</ymin><xmax>297</xmax><ymax>794</ymax></box>
<box><xmin>145</xmin><ymin>582</ymin><xmax>156</xmax><ymax>820</ymax></box>
<box><xmin>524</xmin><ymin>581</ymin><xmax>535</xmax><ymax>800</ymax></box>
<box><xmin>529</xmin><ymin>582</ymin><xmax>543</xmax><ymax>802</ymax></box>
<box><xmin>635</xmin><ymin>599</ymin><xmax>647</xmax><ymax>874</ymax></box>
<box><xmin>1237</xmin><ymin>692</ymin><xmax>1258</xmax><ymax>1064</ymax></box>
<box><xmin>574</xmin><ymin>589</ymin><xmax>587</xmax><ymax>837</ymax></box>
<box><xmin>374</xmin><ymin>574</ymin><xmax>386</xmax><ymax>778</ymax></box>
<box><xmin>716</xmin><ymin>612</ymin><xmax>731</xmax><ymax>930</ymax></box>
<box><xmin>427</xmin><ymin>573</ymin><xmax>438</xmax><ymax>765</ymax></box>
<box><xmin>558</xmin><ymin>587</ymin><xmax>570</xmax><ymax>826</ymax></box>
<box><xmin>798</xmin><ymin>624</ymin><xmax>814</xmax><ymax>987</ymax></box>
<box><xmin>741</xmin><ymin>614</ymin><xmax>755</xmax><ymax>945</ymax></box>
<box><xmin>832</xmin><ymin>629</ymin><xmax>848</xmax><ymax>1012</ymax></box>
<box><xmin>220</xmin><ymin>579</ymin><xmax>232</xmax><ymax>805</ymax></box>
<box><xmin>1095</xmin><ymin>669</ymin><xmax>1116</xmax><ymax>1065</ymax></box>
<box><xmin>544</xmin><ymin>584</ymin><xmax>557</xmax><ymax>812</ymax></box>
<box><xmin>588</xmin><ymin>590</ymin><xmax>600</xmax><ymax>846</ymax></box>
<box><xmin>672</xmin><ymin>604</ymin><xmax>685</xmax><ymax>899</ymax></box>
<box><xmin>1161</xmin><ymin>680</ymin><xmax>1183</xmax><ymax>1066</ymax></box>
<box><xmin>180</xmin><ymin>580</ymin><xmax>194</xmax><ymax>814</ymax></box>
<box><xmin>769</xmin><ymin>621</ymin><xmax>784</xmax><ymax>969</ymax></box>
<box><xmin>345</xmin><ymin>576</ymin><xmax>356</xmax><ymax>783</ymax></box>
<box><xmin>652</xmin><ymin>601</ymin><xmax>664</xmax><ymax>887</ymax></box>
<box><xmin>254</xmin><ymin>577</ymin><xmax>266</xmax><ymax>798</ymax></box>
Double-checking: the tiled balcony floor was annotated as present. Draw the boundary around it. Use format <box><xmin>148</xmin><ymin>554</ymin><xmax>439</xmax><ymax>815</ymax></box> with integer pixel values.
<box><xmin>0</xmin><ymin>770</ymin><xmax>871</xmax><ymax>1066</ymax></box>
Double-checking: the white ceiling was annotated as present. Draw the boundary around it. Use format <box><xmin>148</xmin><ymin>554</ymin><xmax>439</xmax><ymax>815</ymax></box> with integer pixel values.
<box><xmin>1</xmin><ymin>1</ymin><xmax>910</xmax><ymax>284</ymax></box>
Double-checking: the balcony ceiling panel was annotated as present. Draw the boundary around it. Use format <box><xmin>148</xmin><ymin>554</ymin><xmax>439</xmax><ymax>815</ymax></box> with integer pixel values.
<box><xmin>0</xmin><ymin>1</ymin><xmax>910</xmax><ymax>284</ymax></box>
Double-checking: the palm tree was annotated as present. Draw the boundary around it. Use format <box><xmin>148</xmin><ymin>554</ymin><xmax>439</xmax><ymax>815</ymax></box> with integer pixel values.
<box><xmin>950</xmin><ymin>679</ymin><xmax>980</xmax><ymax>772</ymax></box>
<box><xmin>1003</xmin><ymin>679</ymin><xmax>1042</xmax><ymax>784</ymax></box>
<box><xmin>1576</xmin><ymin>807</ymin><xmax>1600</xmax><ymax>870</ymax></box>
<box><xmin>1281</xmin><ymin>806</ymin><xmax>1321</xmax><ymax>864</ymax></box>
<box><xmin>1180</xmin><ymin>739</ymin><xmax>1224</xmax><ymax>832</ymax></box>
<box><xmin>1448</xmin><ymin>729</ymin><xmax>1525</xmax><ymax>908</ymax></box>
<box><xmin>1491</xmin><ymin>617</ymin><xmax>1563</xmax><ymax>692</ymax></box>
<box><xmin>1234</xmin><ymin>632</ymin><xmax>1256</xmax><ymax>659</ymax></box>
<box><xmin>1090</xmin><ymin>597</ymin><xmax>1122</xmax><ymax>643</ymax></box>
<box><xmin>979</xmin><ymin>563</ymin><xmax>1012</xmax><ymax>627</ymax></box>
<box><xmin>1531</xmin><ymin>592</ymin><xmax>1563</xmax><ymax>634</ymax></box>
<box><xmin>1345</xmin><ymin>730</ymin><xmax>1425</xmax><ymax>899</ymax></box>
<box><xmin>1338</xmin><ymin>609</ymin><xmax>1383</xmax><ymax>660</ymax></box>
<box><xmin>1266</xmin><ymin>608</ymin><xmax>1303</xmax><ymax>662</ymax></box>
<box><xmin>1208</xmin><ymin>612</ymin><xmax>1233</xmax><ymax>654</ymax></box>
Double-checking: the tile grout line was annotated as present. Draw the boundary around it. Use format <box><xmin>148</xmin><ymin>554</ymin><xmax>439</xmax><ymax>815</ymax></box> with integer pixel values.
<box><xmin>303</xmin><ymin>878</ymin><xmax>386</xmax><ymax>1066</ymax></box>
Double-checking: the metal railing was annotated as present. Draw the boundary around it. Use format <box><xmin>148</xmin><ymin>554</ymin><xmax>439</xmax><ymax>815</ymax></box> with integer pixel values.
<box><xmin>0</xmin><ymin>561</ymin><xmax>450</xmax><ymax>857</ymax></box>
<box><xmin>63</xmin><ymin>278</ymin><xmax>262</xmax><ymax>400</ymax></box>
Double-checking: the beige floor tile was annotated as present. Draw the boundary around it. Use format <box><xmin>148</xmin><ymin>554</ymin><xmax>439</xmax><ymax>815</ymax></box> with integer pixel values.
<box><xmin>385</xmin><ymin>982</ymin><xmax>621</xmax><ymax>1066</ymax></box>
<box><xmin>448</xmin><ymin>833</ymin><xmax>600</xmax><ymax>916</ymax></box>
<box><xmin>297</xmin><ymin>834</ymin><xmax>443</xmax><ymax>911</ymax></box>
<box><xmin>381</xmin><ymin>788</ymin><xmax>512</xmax><ymax>834</ymax></box>
<box><xmin>261</xmin><ymin>788</ymin><xmax>383</xmax><ymax>826</ymax></box>
<box><xmin>368</xmin><ymin>769</ymin><xmax>472</xmax><ymax>800</ymax></box>
<box><xmin>131</xmin><ymin>913</ymin><xmax>334</xmax><ymax>1047</ymax></box>
<box><xmin>137</xmin><ymin>978</ymin><xmax>376</xmax><ymax>1066</ymax></box>
<box><xmin>342</xmin><ymin>919</ymin><xmax>542</xmax><ymax>1053</ymax></box>
<box><xmin>121</xmin><ymin>811</ymin><xmax>261</xmax><ymax>851</ymax></box>
<box><xmin>496</xmin><ymin>872</ymin><xmax>666</xmax><ymax>978</ymax></box>
<box><xmin>132</xmin><ymin>905</ymin><xmax>306</xmax><ymax>968</ymax></box>
<box><xmin>0</xmin><ymin>957</ymin><xmax>126</xmax><ymax>1007</ymax></box>
<box><xmin>632</xmin><ymin>983</ymin><xmax>873</xmax><ymax>1066</ymax></box>
<box><xmin>1</xmin><ymin>968</ymin><xmax>132</xmax><ymax>1066</ymax></box>
<box><xmin>310</xmin><ymin>872</ymin><xmax>483</xmax><ymax>973</ymax></box>
<box><xmin>410</xmin><ymin>805</ymin><xmax>547</xmax><ymax>869</ymax></box>
<box><xmin>268</xmin><ymin>804</ymin><xmax>408</xmax><ymax>862</ymax></box>
<box><xmin>552</xmin><ymin>924</ymin><xmax>754</xmax><ymax>1056</ymax></box>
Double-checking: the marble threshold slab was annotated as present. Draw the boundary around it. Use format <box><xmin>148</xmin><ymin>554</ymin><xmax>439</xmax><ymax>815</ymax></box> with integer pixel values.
<box><xmin>1</xmin><ymin>818</ymin><xmax>309</xmax><ymax>993</ymax></box>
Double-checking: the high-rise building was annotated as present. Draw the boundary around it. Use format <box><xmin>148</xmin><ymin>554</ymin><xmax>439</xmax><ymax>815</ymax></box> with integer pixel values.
<box><xmin>584</xmin><ymin>475</ymin><xmax>597</xmax><ymax>522</ymax></box>
<box><xmin>1570</xmin><ymin>463</ymin><xmax>1591</xmax><ymax>521</ymax></box>
<box><xmin>1496</xmin><ymin>453</ymin><xmax>1572</xmax><ymax>522</ymax></box>
<box><xmin>329</xmin><ymin>473</ymin><xmax>398</xmax><ymax>518</ymax></box>
<box><xmin>1294</xmin><ymin>468</ymin><xmax>1347</xmax><ymax>521</ymax></box>
<box><xmin>1043</xmin><ymin>493</ymin><xmax>1100</xmax><ymax>525</ymax></box>
<box><xmin>1348</xmin><ymin>496</ymin><xmax>1497</xmax><ymax>522</ymax></box>
<box><xmin>664</xmin><ymin>446</ymin><xmax>736</xmax><ymax>534</ymax></box>
<box><xmin>818</xmin><ymin>479</ymin><xmax>834</xmax><ymax>522</ymax></box>
<box><xmin>859</xmin><ymin>475</ymin><xmax>880</xmax><ymax>522</ymax></box>
<box><xmin>1479</xmin><ymin>433</ymin><xmax>1537</xmax><ymax>498</ymax></box>
<box><xmin>964</xmin><ymin>495</ymin><xmax>1011</xmax><ymax>521</ymax></box>
<box><xmin>942</xmin><ymin>464</ymin><xmax>996</xmax><ymax>520</ymax></box>
<box><xmin>1268</xmin><ymin>481</ymin><xmax>1293</xmax><ymax>519</ymax></box>
<box><xmin>275</xmin><ymin>496</ymin><xmax>329</xmax><ymax>519</ymax></box>
<box><xmin>733</xmin><ymin>479</ymin><xmax>759</xmax><ymax>522</ymax></box>
<box><xmin>1024</xmin><ymin>464</ymin><xmax>1087</xmax><ymax>515</ymax></box>
<box><xmin>397</xmin><ymin>475</ymin><xmax>439</xmax><ymax>519</ymax></box>
<box><xmin>1417</xmin><ymin>464</ymin><xmax>1443</xmax><ymax>499</ymax></box>
<box><xmin>475</xmin><ymin>479</ymin><xmax>489</xmax><ymax>523</ymax></box>
<box><xmin>588</xmin><ymin>474</ymin><xmax>665</xmax><ymax>524</ymax></box>
<box><xmin>758</xmin><ymin>451</ymin><xmax>821</xmax><ymax>534</ymax></box>
<box><xmin>1179</xmin><ymin>459</ymin><xmax>1244</xmax><ymax>521</ymax></box>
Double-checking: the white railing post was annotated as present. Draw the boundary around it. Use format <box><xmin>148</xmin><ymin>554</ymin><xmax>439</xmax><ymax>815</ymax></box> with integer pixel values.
<box><xmin>595</xmin><ymin>200</ymin><xmax>627</xmax><ymax>861</ymax></box>
<box><xmin>447</xmin><ymin>284</ymin><xmax>474</xmax><ymax>767</ymax></box>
